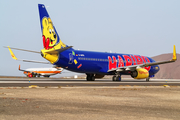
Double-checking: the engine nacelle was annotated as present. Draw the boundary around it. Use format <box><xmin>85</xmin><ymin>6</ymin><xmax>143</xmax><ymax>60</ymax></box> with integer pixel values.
<box><xmin>28</xmin><ymin>73</ymin><xmax>33</xmax><ymax>78</ymax></box>
<box><xmin>131</xmin><ymin>68</ymin><xmax>149</xmax><ymax>79</ymax></box>
<box><xmin>24</xmin><ymin>71</ymin><xmax>33</xmax><ymax>78</ymax></box>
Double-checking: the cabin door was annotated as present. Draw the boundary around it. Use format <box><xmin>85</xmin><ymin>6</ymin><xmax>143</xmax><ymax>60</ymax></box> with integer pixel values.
<box><xmin>68</xmin><ymin>53</ymin><xmax>74</xmax><ymax>64</ymax></box>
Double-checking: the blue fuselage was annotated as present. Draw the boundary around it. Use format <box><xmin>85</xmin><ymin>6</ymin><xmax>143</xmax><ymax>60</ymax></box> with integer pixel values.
<box><xmin>55</xmin><ymin>48</ymin><xmax>159</xmax><ymax>77</ymax></box>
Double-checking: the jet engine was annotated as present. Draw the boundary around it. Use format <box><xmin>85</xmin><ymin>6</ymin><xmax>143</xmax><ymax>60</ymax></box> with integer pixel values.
<box><xmin>131</xmin><ymin>68</ymin><xmax>149</xmax><ymax>79</ymax></box>
<box><xmin>28</xmin><ymin>73</ymin><xmax>33</xmax><ymax>78</ymax></box>
<box><xmin>24</xmin><ymin>71</ymin><xmax>33</xmax><ymax>78</ymax></box>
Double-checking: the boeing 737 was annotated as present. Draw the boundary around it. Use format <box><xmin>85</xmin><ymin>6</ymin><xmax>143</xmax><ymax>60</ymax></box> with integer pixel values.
<box><xmin>18</xmin><ymin>65</ymin><xmax>63</xmax><ymax>78</ymax></box>
<box><xmin>6</xmin><ymin>4</ymin><xmax>177</xmax><ymax>81</ymax></box>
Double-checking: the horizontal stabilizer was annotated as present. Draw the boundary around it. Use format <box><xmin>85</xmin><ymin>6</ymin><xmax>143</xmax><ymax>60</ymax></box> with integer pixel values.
<box><xmin>4</xmin><ymin>46</ymin><xmax>40</xmax><ymax>53</ymax></box>
<box><xmin>20</xmin><ymin>59</ymin><xmax>50</xmax><ymax>64</ymax></box>
<box><xmin>7</xmin><ymin>46</ymin><xmax>50</xmax><ymax>64</ymax></box>
<box><xmin>43</xmin><ymin>46</ymin><xmax>73</xmax><ymax>54</ymax></box>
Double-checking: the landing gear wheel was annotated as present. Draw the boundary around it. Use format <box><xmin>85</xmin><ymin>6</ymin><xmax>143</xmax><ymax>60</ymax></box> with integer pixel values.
<box><xmin>146</xmin><ymin>77</ymin><xmax>150</xmax><ymax>82</ymax></box>
<box><xmin>112</xmin><ymin>76</ymin><xmax>116</xmax><ymax>81</ymax></box>
<box><xmin>112</xmin><ymin>75</ymin><xmax>121</xmax><ymax>81</ymax></box>
<box><xmin>116</xmin><ymin>76</ymin><xmax>121</xmax><ymax>81</ymax></box>
<box><xmin>44</xmin><ymin>75</ymin><xmax>50</xmax><ymax>78</ymax></box>
<box><xmin>86</xmin><ymin>74</ymin><xmax>95</xmax><ymax>81</ymax></box>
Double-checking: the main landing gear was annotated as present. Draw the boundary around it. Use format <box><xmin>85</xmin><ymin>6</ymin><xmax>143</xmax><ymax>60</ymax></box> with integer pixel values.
<box><xmin>146</xmin><ymin>77</ymin><xmax>150</xmax><ymax>82</ymax></box>
<box><xmin>112</xmin><ymin>75</ymin><xmax>121</xmax><ymax>81</ymax></box>
<box><xmin>86</xmin><ymin>74</ymin><xmax>95</xmax><ymax>81</ymax></box>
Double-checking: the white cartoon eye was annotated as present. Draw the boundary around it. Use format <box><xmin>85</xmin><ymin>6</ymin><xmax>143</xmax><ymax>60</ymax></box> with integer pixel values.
<box><xmin>49</xmin><ymin>29</ymin><xmax>52</xmax><ymax>34</ymax></box>
<box><xmin>52</xmin><ymin>29</ymin><xmax>54</xmax><ymax>33</ymax></box>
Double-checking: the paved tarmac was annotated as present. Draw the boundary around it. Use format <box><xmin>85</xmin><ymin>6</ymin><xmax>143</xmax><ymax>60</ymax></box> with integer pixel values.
<box><xmin>1</xmin><ymin>77</ymin><xmax>180</xmax><ymax>120</ymax></box>
<box><xmin>1</xmin><ymin>86</ymin><xmax>180</xmax><ymax>120</ymax></box>
<box><xmin>0</xmin><ymin>77</ymin><xmax>180</xmax><ymax>87</ymax></box>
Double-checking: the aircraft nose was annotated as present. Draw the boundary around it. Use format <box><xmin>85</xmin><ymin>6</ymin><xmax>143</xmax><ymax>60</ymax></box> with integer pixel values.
<box><xmin>155</xmin><ymin>65</ymin><xmax>160</xmax><ymax>72</ymax></box>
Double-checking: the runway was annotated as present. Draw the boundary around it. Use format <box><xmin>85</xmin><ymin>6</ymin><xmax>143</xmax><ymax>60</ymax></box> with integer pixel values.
<box><xmin>1</xmin><ymin>78</ymin><xmax>180</xmax><ymax>120</ymax></box>
<box><xmin>1</xmin><ymin>77</ymin><xmax>180</xmax><ymax>87</ymax></box>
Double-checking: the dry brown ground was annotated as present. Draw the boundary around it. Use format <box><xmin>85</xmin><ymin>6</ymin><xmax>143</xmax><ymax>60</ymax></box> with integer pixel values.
<box><xmin>0</xmin><ymin>87</ymin><xmax>180</xmax><ymax>120</ymax></box>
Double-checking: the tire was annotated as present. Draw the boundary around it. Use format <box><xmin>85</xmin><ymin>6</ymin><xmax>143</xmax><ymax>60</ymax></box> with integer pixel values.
<box><xmin>86</xmin><ymin>76</ymin><xmax>91</xmax><ymax>81</ymax></box>
<box><xmin>44</xmin><ymin>75</ymin><xmax>50</xmax><ymax>78</ymax></box>
<box><xmin>146</xmin><ymin>77</ymin><xmax>150</xmax><ymax>82</ymax></box>
<box><xmin>112</xmin><ymin>76</ymin><xmax>121</xmax><ymax>81</ymax></box>
<box><xmin>91</xmin><ymin>76</ymin><xmax>95</xmax><ymax>81</ymax></box>
<box><xmin>86</xmin><ymin>74</ymin><xmax>95</xmax><ymax>81</ymax></box>
<box><xmin>112</xmin><ymin>76</ymin><xmax>116</xmax><ymax>81</ymax></box>
<box><xmin>116</xmin><ymin>76</ymin><xmax>121</xmax><ymax>81</ymax></box>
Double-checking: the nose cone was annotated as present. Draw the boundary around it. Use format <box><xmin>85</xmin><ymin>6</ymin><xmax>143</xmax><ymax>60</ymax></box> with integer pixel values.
<box><xmin>154</xmin><ymin>65</ymin><xmax>160</xmax><ymax>74</ymax></box>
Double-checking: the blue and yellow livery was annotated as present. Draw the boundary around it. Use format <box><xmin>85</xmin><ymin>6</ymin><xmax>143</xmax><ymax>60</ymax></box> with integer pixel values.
<box><xmin>6</xmin><ymin>4</ymin><xmax>177</xmax><ymax>81</ymax></box>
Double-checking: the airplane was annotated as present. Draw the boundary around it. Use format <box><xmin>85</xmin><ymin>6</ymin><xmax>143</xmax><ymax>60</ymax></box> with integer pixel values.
<box><xmin>6</xmin><ymin>4</ymin><xmax>177</xmax><ymax>81</ymax></box>
<box><xmin>18</xmin><ymin>65</ymin><xmax>63</xmax><ymax>78</ymax></box>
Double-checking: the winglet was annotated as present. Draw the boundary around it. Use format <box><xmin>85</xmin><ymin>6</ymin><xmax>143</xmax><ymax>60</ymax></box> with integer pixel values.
<box><xmin>18</xmin><ymin>64</ymin><xmax>24</xmax><ymax>71</ymax></box>
<box><xmin>19</xmin><ymin>65</ymin><xmax>21</xmax><ymax>70</ymax></box>
<box><xmin>8</xmin><ymin>46</ymin><xmax>18</xmax><ymax>60</ymax></box>
<box><xmin>172</xmin><ymin>45</ymin><xmax>177</xmax><ymax>61</ymax></box>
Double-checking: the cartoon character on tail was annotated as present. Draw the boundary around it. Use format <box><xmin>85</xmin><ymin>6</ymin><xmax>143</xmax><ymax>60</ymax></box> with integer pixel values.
<box><xmin>42</xmin><ymin>17</ymin><xmax>57</xmax><ymax>50</ymax></box>
<box><xmin>42</xmin><ymin>17</ymin><xmax>67</xmax><ymax>50</ymax></box>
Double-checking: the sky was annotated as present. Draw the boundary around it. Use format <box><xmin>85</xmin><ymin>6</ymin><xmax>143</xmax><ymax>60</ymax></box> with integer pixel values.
<box><xmin>0</xmin><ymin>0</ymin><xmax>180</xmax><ymax>77</ymax></box>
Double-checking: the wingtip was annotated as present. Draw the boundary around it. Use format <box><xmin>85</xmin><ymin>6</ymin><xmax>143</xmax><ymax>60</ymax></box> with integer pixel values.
<box><xmin>172</xmin><ymin>45</ymin><xmax>177</xmax><ymax>61</ymax></box>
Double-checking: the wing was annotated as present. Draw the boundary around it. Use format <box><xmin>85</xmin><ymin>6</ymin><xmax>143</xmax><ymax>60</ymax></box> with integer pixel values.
<box><xmin>7</xmin><ymin>46</ymin><xmax>51</xmax><ymax>64</ymax></box>
<box><xmin>108</xmin><ymin>45</ymin><xmax>177</xmax><ymax>72</ymax></box>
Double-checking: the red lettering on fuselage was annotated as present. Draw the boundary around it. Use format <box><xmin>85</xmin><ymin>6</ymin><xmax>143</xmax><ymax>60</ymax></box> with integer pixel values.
<box><xmin>108</xmin><ymin>56</ymin><xmax>117</xmax><ymax>70</ymax></box>
<box><xmin>141</xmin><ymin>56</ymin><xmax>151</xmax><ymax>71</ymax></box>
<box><xmin>117</xmin><ymin>55</ymin><xmax>124</xmax><ymax>67</ymax></box>
<box><xmin>108</xmin><ymin>55</ymin><xmax>152</xmax><ymax>71</ymax></box>
<box><xmin>123</xmin><ymin>55</ymin><xmax>132</xmax><ymax>66</ymax></box>
<box><xmin>134</xmin><ymin>55</ymin><xmax>143</xmax><ymax>65</ymax></box>
<box><xmin>130</xmin><ymin>55</ymin><xmax>136</xmax><ymax>65</ymax></box>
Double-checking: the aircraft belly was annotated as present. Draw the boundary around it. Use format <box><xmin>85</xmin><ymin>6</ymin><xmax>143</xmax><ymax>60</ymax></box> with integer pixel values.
<box><xmin>65</xmin><ymin>61</ymin><xmax>107</xmax><ymax>74</ymax></box>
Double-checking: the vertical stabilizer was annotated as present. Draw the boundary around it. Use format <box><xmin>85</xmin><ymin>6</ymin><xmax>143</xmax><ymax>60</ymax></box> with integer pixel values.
<box><xmin>38</xmin><ymin>4</ymin><xmax>67</xmax><ymax>50</ymax></box>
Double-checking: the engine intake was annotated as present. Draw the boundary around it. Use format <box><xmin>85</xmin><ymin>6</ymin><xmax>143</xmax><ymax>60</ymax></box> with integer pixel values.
<box><xmin>131</xmin><ymin>68</ymin><xmax>149</xmax><ymax>79</ymax></box>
